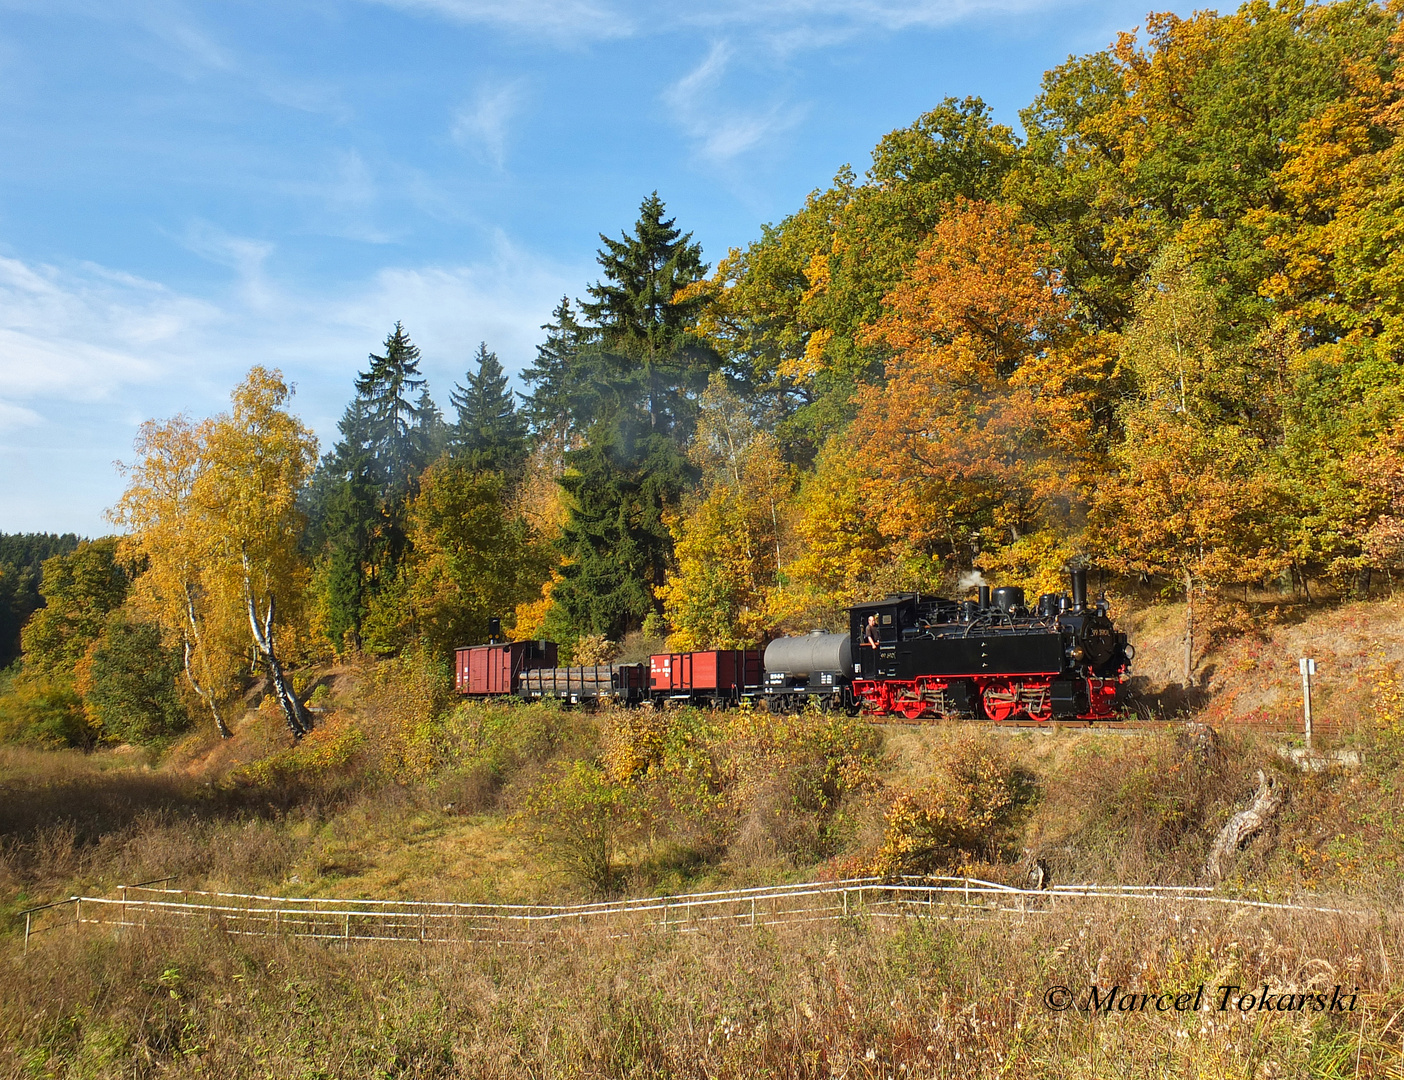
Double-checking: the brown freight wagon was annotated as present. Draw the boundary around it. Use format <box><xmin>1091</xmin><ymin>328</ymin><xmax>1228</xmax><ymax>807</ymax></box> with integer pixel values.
<box><xmin>455</xmin><ymin>640</ymin><xmax>558</xmax><ymax>696</ymax></box>
<box><xmin>649</xmin><ymin>650</ymin><xmax>763</xmax><ymax>705</ymax></box>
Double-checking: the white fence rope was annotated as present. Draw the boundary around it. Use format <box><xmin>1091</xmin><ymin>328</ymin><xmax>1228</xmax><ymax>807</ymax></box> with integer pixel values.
<box><xmin>17</xmin><ymin>876</ymin><xmax>1381</xmax><ymax>953</ymax></box>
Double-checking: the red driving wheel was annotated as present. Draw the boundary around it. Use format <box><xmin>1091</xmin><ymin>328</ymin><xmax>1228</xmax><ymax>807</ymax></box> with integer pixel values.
<box><xmin>981</xmin><ymin>684</ymin><xmax>1017</xmax><ymax>722</ymax></box>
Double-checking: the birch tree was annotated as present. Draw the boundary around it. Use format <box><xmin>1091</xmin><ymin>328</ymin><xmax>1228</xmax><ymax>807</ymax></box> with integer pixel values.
<box><xmin>114</xmin><ymin>368</ymin><xmax>318</xmax><ymax>739</ymax></box>
<box><xmin>197</xmin><ymin>368</ymin><xmax>319</xmax><ymax>738</ymax></box>
<box><xmin>113</xmin><ymin>415</ymin><xmax>239</xmax><ymax>737</ymax></box>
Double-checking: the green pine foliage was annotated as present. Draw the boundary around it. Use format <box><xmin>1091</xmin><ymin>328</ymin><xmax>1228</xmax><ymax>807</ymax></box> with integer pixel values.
<box><xmin>354</xmin><ymin>322</ymin><xmax>434</xmax><ymax>500</ymax></box>
<box><xmin>306</xmin><ymin>324</ymin><xmax>449</xmax><ymax>654</ymax></box>
<box><xmin>449</xmin><ymin>342</ymin><xmax>529</xmax><ymax>473</ymax></box>
<box><xmin>549</xmin><ymin>424</ymin><xmax>695</xmax><ymax>643</ymax></box>
<box><xmin>0</xmin><ymin>532</ymin><xmax>80</xmax><ymax>670</ymax></box>
<box><xmin>580</xmin><ymin>191</ymin><xmax>713</xmax><ymax>437</ymax></box>
<box><xmin>540</xmin><ymin>193</ymin><xmax>717</xmax><ymax>641</ymax></box>
<box><xmin>521</xmin><ymin>297</ymin><xmax>590</xmax><ymax>456</ymax></box>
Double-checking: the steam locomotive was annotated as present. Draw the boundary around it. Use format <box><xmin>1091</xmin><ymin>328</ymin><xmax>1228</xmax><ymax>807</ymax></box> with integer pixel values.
<box><xmin>454</xmin><ymin>569</ymin><xmax>1132</xmax><ymax>723</ymax></box>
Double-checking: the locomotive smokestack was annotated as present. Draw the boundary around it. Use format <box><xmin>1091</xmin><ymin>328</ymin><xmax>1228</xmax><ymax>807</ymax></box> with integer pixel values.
<box><xmin>978</xmin><ymin>585</ymin><xmax>991</xmax><ymax>611</ymax></box>
<box><xmin>1070</xmin><ymin>569</ymin><xmax>1087</xmax><ymax>613</ymax></box>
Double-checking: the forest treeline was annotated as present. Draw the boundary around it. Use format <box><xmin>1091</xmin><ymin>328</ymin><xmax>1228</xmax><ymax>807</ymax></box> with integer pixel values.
<box><xmin>4</xmin><ymin>0</ymin><xmax>1404</xmax><ymax>746</ymax></box>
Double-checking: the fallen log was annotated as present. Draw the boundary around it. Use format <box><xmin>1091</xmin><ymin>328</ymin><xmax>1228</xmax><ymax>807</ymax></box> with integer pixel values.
<box><xmin>1203</xmin><ymin>769</ymin><xmax>1285</xmax><ymax>884</ymax></box>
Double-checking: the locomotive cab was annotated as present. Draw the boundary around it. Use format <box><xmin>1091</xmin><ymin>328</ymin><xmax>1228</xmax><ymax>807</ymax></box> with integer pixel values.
<box><xmin>851</xmin><ymin>595</ymin><xmax>914</xmax><ymax>679</ymax></box>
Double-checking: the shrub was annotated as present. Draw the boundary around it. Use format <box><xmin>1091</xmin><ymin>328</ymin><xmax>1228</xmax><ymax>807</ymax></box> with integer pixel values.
<box><xmin>572</xmin><ymin>634</ymin><xmax>619</xmax><ymax>664</ymax></box>
<box><xmin>520</xmin><ymin>760</ymin><xmax>639</xmax><ymax>895</ymax></box>
<box><xmin>722</xmin><ymin>707</ymin><xmax>883</xmax><ymax>861</ymax></box>
<box><xmin>873</xmin><ymin>733</ymin><xmax>1037</xmax><ymax>877</ymax></box>
<box><xmin>75</xmin><ymin>614</ymin><xmax>190</xmax><ymax>745</ymax></box>
<box><xmin>0</xmin><ymin>670</ymin><xmax>95</xmax><ymax>749</ymax></box>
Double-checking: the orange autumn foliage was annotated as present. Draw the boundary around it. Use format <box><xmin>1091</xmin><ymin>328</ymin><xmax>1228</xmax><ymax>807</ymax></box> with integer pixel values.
<box><xmin>846</xmin><ymin>200</ymin><xmax>1110</xmax><ymax>575</ymax></box>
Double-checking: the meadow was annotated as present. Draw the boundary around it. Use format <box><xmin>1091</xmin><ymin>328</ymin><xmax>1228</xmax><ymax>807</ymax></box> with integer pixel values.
<box><xmin>6</xmin><ymin>598</ymin><xmax>1404</xmax><ymax>1077</ymax></box>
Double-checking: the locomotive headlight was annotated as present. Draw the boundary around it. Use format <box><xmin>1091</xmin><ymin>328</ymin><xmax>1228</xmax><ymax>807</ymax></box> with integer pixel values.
<box><xmin>1070</xmin><ymin>646</ymin><xmax>1085</xmax><ymax>661</ymax></box>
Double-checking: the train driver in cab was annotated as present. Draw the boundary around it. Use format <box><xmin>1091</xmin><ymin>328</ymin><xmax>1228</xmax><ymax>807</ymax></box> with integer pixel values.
<box><xmin>863</xmin><ymin>614</ymin><xmax>880</xmax><ymax>648</ymax></box>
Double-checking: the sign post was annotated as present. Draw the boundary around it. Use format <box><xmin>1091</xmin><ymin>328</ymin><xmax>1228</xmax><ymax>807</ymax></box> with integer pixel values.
<box><xmin>1299</xmin><ymin>657</ymin><xmax>1316</xmax><ymax>749</ymax></box>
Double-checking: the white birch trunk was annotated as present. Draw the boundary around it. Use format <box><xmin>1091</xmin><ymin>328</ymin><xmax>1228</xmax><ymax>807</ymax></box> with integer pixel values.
<box><xmin>182</xmin><ymin>581</ymin><xmax>230</xmax><ymax>738</ymax></box>
<box><xmin>242</xmin><ymin>556</ymin><xmax>312</xmax><ymax>738</ymax></box>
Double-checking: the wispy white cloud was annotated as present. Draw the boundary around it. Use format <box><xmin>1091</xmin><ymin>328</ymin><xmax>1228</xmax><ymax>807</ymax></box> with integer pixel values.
<box><xmin>365</xmin><ymin>0</ymin><xmax>634</xmax><ymax>42</ymax></box>
<box><xmin>24</xmin><ymin>0</ymin><xmax>355</xmax><ymax>117</ymax></box>
<box><xmin>365</xmin><ymin>0</ymin><xmax>1066</xmax><ymax>44</ymax></box>
<box><xmin>687</xmin><ymin>0</ymin><xmax>1057</xmax><ymax>33</ymax></box>
<box><xmin>0</xmin><ymin>400</ymin><xmax>42</xmax><ymax>432</ymax></box>
<box><xmin>0</xmin><ymin>237</ymin><xmax>583</xmax><ymax>513</ymax></box>
<box><xmin>452</xmin><ymin>83</ymin><xmax>526</xmax><ymax>169</ymax></box>
<box><xmin>326</xmin><ymin>232</ymin><xmax>585</xmax><ymax>398</ymax></box>
<box><xmin>180</xmin><ymin>222</ymin><xmax>277</xmax><ymax>309</ymax></box>
<box><xmin>663</xmin><ymin>42</ymin><xmax>806</xmax><ymax>165</ymax></box>
<box><xmin>0</xmin><ymin>255</ymin><xmax>217</xmax><ymax>404</ymax></box>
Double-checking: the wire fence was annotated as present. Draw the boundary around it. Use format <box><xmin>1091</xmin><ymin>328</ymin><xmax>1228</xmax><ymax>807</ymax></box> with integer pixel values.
<box><xmin>16</xmin><ymin>876</ymin><xmax>1383</xmax><ymax>955</ymax></box>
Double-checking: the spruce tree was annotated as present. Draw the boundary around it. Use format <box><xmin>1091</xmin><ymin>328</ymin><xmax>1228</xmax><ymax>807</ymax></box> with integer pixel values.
<box><xmin>521</xmin><ymin>298</ymin><xmax>593</xmax><ymax>456</ymax></box>
<box><xmin>449</xmin><ymin>342</ymin><xmax>528</xmax><ymax>473</ymax></box>
<box><xmin>547</xmin><ymin>194</ymin><xmax>712</xmax><ymax>640</ymax></box>
<box><xmin>413</xmin><ymin>387</ymin><xmax>448</xmax><ymax>466</ymax></box>
<box><xmin>305</xmin><ymin>324</ymin><xmax>443</xmax><ymax>652</ymax></box>
<box><xmin>549</xmin><ymin>425</ymin><xmax>693</xmax><ymax>641</ymax></box>
<box><xmin>355</xmin><ymin>322</ymin><xmax>432</xmax><ymax>500</ymax></box>
<box><xmin>580</xmin><ymin>191</ymin><xmax>711</xmax><ymax>436</ymax></box>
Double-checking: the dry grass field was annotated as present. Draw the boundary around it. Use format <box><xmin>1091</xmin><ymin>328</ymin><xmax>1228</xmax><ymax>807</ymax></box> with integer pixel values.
<box><xmin>5</xmin><ymin>597</ymin><xmax>1404</xmax><ymax>1077</ymax></box>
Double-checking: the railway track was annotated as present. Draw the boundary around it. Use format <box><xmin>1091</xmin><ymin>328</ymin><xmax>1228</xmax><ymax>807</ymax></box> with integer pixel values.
<box><xmin>876</xmin><ymin>714</ymin><xmax>1341</xmax><ymax>735</ymax></box>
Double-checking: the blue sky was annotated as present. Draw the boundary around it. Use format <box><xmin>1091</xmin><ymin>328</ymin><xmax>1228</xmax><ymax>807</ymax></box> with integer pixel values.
<box><xmin>0</xmin><ymin>0</ymin><xmax>1184</xmax><ymax>535</ymax></box>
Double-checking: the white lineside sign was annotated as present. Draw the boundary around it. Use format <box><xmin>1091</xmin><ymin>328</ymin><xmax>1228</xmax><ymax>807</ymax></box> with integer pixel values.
<box><xmin>1299</xmin><ymin>657</ymin><xmax>1316</xmax><ymax>749</ymax></box>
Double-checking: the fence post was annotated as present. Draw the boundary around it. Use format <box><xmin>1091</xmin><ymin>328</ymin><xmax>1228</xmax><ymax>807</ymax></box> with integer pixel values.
<box><xmin>24</xmin><ymin>911</ymin><xmax>31</xmax><ymax>956</ymax></box>
<box><xmin>344</xmin><ymin>912</ymin><xmax>350</xmax><ymax>948</ymax></box>
<box><xmin>843</xmin><ymin>889</ymin><xmax>849</xmax><ymax>917</ymax></box>
<box><xmin>74</xmin><ymin>897</ymin><xmax>81</xmax><ymax>933</ymax></box>
<box><xmin>120</xmin><ymin>886</ymin><xmax>127</xmax><ymax>938</ymax></box>
<box><xmin>750</xmin><ymin>898</ymin><xmax>756</xmax><ymax>927</ymax></box>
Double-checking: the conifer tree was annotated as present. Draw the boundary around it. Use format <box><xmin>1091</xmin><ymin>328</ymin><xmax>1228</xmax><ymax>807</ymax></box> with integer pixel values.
<box><xmin>546</xmin><ymin>195</ymin><xmax>711</xmax><ymax>641</ymax></box>
<box><xmin>414</xmin><ymin>387</ymin><xmax>448</xmax><ymax>467</ymax></box>
<box><xmin>305</xmin><ymin>324</ymin><xmax>443</xmax><ymax>653</ymax></box>
<box><xmin>355</xmin><ymin>322</ymin><xmax>432</xmax><ymax>500</ymax></box>
<box><xmin>549</xmin><ymin>424</ymin><xmax>693</xmax><ymax>641</ymax></box>
<box><xmin>580</xmin><ymin>191</ymin><xmax>711</xmax><ymax>435</ymax></box>
<box><xmin>450</xmin><ymin>342</ymin><xmax>528</xmax><ymax>473</ymax></box>
<box><xmin>521</xmin><ymin>298</ymin><xmax>592</xmax><ymax>456</ymax></box>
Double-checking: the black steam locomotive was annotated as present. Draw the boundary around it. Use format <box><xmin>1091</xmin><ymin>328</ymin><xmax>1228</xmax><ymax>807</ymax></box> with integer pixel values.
<box><xmin>456</xmin><ymin>569</ymin><xmax>1132</xmax><ymax>724</ymax></box>
<box><xmin>844</xmin><ymin>568</ymin><xmax>1132</xmax><ymax>721</ymax></box>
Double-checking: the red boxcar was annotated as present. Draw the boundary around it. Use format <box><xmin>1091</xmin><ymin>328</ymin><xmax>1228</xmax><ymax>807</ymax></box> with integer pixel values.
<box><xmin>649</xmin><ymin>650</ymin><xmax>763</xmax><ymax>704</ymax></box>
<box><xmin>455</xmin><ymin>640</ymin><xmax>558</xmax><ymax>696</ymax></box>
